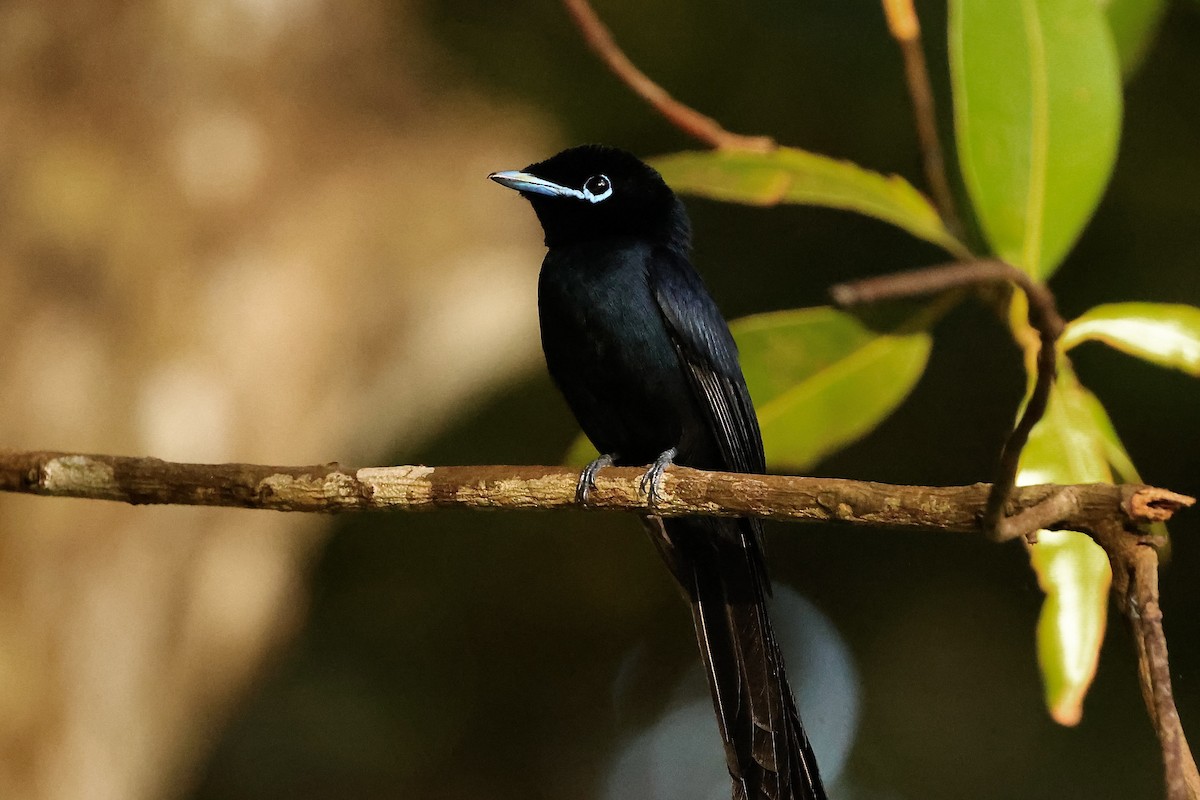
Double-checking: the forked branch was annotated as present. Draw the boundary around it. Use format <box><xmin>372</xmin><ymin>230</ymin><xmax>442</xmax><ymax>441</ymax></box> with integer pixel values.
<box><xmin>833</xmin><ymin>260</ymin><xmax>1196</xmax><ymax>798</ymax></box>
<box><xmin>831</xmin><ymin>258</ymin><xmax>1064</xmax><ymax>540</ymax></box>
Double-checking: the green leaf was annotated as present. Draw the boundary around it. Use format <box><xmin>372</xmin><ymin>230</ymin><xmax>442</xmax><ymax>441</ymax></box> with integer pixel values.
<box><xmin>565</xmin><ymin>303</ymin><xmax>942</xmax><ymax>471</ymax></box>
<box><xmin>563</xmin><ymin>432</ymin><xmax>599</xmax><ymax>468</ymax></box>
<box><xmin>1017</xmin><ymin>368</ymin><xmax>1115</xmax><ymax>725</ymax></box>
<box><xmin>1075</xmin><ymin>369</ymin><xmax>1172</xmax><ymax>548</ymax></box>
<box><xmin>1028</xmin><ymin>528</ymin><xmax>1112</xmax><ymax>727</ymax></box>
<box><xmin>649</xmin><ymin>149</ymin><xmax>968</xmax><ymax>257</ymax></box>
<box><xmin>950</xmin><ymin>0</ymin><xmax>1122</xmax><ymax>278</ymax></box>
<box><xmin>1099</xmin><ymin>0</ymin><xmax>1167</xmax><ymax>77</ymax></box>
<box><xmin>1018</xmin><ymin>370</ymin><xmax>1112</xmax><ymax>486</ymax></box>
<box><xmin>736</xmin><ymin>304</ymin><xmax>938</xmax><ymax>471</ymax></box>
<box><xmin>1075</xmin><ymin>382</ymin><xmax>1141</xmax><ymax>483</ymax></box>
<box><xmin>1061</xmin><ymin>302</ymin><xmax>1200</xmax><ymax>376</ymax></box>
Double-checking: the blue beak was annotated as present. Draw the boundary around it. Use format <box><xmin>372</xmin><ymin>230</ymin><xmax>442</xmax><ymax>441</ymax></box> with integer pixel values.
<box><xmin>488</xmin><ymin>170</ymin><xmax>584</xmax><ymax>200</ymax></box>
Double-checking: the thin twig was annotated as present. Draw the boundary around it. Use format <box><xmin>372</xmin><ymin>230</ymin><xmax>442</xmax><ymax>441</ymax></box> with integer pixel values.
<box><xmin>830</xmin><ymin>259</ymin><xmax>1064</xmax><ymax>538</ymax></box>
<box><xmin>0</xmin><ymin>450</ymin><xmax>1189</xmax><ymax>533</ymax></box>
<box><xmin>561</xmin><ymin>0</ymin><xmax>774</xmax><ymax>152</ymax></box>
<box><xmin>881</xmin><ymin>0</ymin><xmax>964</xmax><ymax>237</ymax></box>
<box><xmin>992</xmin><ymin>487</ymin><xmax>1078</xmax><ymax>543</ymax></box>
<box><xmin>1095</xmin><ymin>517</ymin><xmax>1200</xmax><ymax>800</ymax></box>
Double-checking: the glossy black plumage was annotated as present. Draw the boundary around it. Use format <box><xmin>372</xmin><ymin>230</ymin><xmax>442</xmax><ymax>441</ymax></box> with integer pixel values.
<box><xmin>491</xmin><ymin>144</ymin><xmax>827</xmax><ymax>800</ymax></box>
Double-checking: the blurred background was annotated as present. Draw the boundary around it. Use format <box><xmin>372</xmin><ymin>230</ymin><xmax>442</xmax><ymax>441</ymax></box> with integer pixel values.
<box><xmin>0</xmin><ymin>1</ymin><xmax>1197</xmax><ymax>798</ymax></box>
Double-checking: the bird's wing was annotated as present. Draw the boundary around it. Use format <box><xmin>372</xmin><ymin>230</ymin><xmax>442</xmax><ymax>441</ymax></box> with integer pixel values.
<box><xmin>648</xmin><ymin>250</ymin><xmax>827</xmax><ymax>800</ymax></box>
<box><xmin>647</xmin><ymin>247</ymin><xmax>765</xmax><ymax>476</ymax></box>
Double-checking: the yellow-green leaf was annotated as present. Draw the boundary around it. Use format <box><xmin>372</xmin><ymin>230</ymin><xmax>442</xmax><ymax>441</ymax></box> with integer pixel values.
<box><xmin>737</xmin><ymin>304</ymin><xmax>937</xmax><ymax>471</ymax></box>
<box><xmin>1017</xmin><ymin>368</ymin><xmax>1115</xmax><ymax>725</ymax></box>
<box><xmin>1075</xmin><ymin>381</ymin><xmax>1141</xmax><ymax>483</ymax></box>
<box><xmin>1076</xmin><ymin>377</ymin><xmax>1171</xmax><ymax>547</ymax></box>
<box><xmin>950</xmin><ymin>0</ymin><xmax>1122</xmax><ymax>277</ymax></box>
<box><xmin>1061</xmin><ymin>302</ymin><xmax>1200</xmax><ymax>376</ymax></box>
<box><xmin>563</xmin><ymin>432</ymin><xmax>600</xmax><ymax>468</ymax></box>
<box><xmin>1029</xmin><ymin>529</ymin><xmax>1112</xmax><ymax>726</ymax></box>
<box><xmin>649</xmin><ymin>149</ymin><xmax>968</xmax><ymax>257</ymax></box>
<box><xmin>1099</xmin><ymin>0</ymin><xmax>1167</xmax><ymax>77</ymax></box>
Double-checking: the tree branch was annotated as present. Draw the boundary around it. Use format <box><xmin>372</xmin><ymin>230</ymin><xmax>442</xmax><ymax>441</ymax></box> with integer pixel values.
<box><xmin>831</xmin><ymin>259</ymin><xmax>1064</xmax><ymax>540</ymax></box>
<box><xmin>1</xmin><ymin>450</ymin><xmax>1189</xmax><ymax>534</ymax></box>
<box><xmin>561</xmin><ymin>0</ymin><xmax>774</xmax><ymax>152</ymax></box>
<box><xmin>1096</xmin><ymin>521</ymin><xmax>1200</xmax><ymax>800</ymax></box>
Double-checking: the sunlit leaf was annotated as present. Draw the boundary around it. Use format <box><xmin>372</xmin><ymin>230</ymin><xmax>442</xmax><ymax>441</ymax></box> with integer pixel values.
<box><xmin>1099</xmin><ymin>0</ymin><xmax>1167</xmax><ymax>77</ymax></box>
<box><xmin>736</xmin><ymin>304</ymin><xmax>939</xmax><ymax>471</ymax></box>
<box><xmin>650</xmin><ymin>149</ymin><xmax>968</xmax><ymax>257</ymax></box>
<box><xmin>950</xmin><ymin>0</ymin><xmax>1122</xmax><ymax>277</ymax></box>
<box><xmin>565</xmin><ymin>303</ymin><xmax>942</xmax><ymax>472</ymax></box>
<box><xmin>1016</xmin><ymin>368</ymin><xmax>1115</xmax><ymax>725</ymax></box>
<box><xmin>1028</xmin><ymin>528</ymin><xmax>1112</xmax><ymax>727</ymax></box>
<box><xmin>1018</xmin><ymin>371</ymin><xmax>1112</xmax><ymax>486</ymax></box>
<box><xmin>1061</xmin><ymin>302</ymin><xmax>1200</xmax><ymax>376</ymax></box>
<box><xmin>1075</xmin><ymin>382</ymin><xmax>1140</xmax><ymax>483</ymax></box>
<box><xmin>1076</xmin><ymin>377</ymin><xmax>1171</xmax><ymax>548</ymax></box>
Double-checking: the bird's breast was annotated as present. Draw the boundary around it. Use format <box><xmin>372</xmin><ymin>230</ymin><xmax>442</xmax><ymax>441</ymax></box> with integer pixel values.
<box><xmin>537</xmin><ymin>241</ymin><xmax>699</xmax><ymax>463</ymax></box>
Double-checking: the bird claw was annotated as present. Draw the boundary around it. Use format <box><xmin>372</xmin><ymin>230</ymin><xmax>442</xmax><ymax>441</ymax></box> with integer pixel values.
<box><xmin>639</xmin><ymin>448</ymin><xmax>677</xmax><ymax>509</ymax></box>
<box><xmin>575</xmin><ymin>453</ymin><xmax>615</xmax><ymax>504</ymax></box>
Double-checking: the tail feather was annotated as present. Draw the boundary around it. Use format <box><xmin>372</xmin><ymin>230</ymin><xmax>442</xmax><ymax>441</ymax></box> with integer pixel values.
<box><xmin>647</xmin><ymin>516</ymin><xmax>827</xmax><ymax>800</ymax></box>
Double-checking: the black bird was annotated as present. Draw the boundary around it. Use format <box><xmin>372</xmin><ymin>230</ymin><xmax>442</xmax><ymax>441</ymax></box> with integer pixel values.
<box><xmin>490</xmin><ymin>145</ymin><xmax>827</xmax><ymax>800</ymax></box>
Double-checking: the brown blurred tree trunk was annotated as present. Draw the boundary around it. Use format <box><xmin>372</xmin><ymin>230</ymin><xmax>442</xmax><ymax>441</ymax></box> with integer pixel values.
<box><xmin>0</xmin><ymin>1</ymin><xmax>553</xmax><ymax>796</ymax></box>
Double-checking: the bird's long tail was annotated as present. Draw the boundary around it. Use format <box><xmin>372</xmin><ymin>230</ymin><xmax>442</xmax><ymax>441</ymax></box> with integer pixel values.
<box><xmin>645</xmin><ymin>516</ymin><xmax>827</xmax><ymax>800</ymax></box>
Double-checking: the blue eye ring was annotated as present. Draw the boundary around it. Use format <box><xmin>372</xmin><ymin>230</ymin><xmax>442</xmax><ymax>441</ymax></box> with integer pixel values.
<box><xmin>582</xmin><ymin>174</ymin><xmax>613</xmax><ymax>203</ymax></box>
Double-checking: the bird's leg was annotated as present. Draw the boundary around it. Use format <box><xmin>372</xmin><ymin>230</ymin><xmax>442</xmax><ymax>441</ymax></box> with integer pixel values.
<box><xmin>576</xmin><ymin>453</ymin><xmax>616</xmax><ymax>504</ymax></box>
<box><xmin>639</xmin><ymin>447</ymin><xmax>677</xmax><ymax>509</ymax></box>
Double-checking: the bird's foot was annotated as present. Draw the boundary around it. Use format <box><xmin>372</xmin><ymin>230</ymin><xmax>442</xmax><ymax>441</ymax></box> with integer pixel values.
<box><xmin>575</xmin><ymin>453</ymin><xmax>616</xmax><ymax>504</ymax></box>
<box><xmin>639</xmin><ymin>448</ymin><xmax>677</xmax><ymax>509</ymax></box>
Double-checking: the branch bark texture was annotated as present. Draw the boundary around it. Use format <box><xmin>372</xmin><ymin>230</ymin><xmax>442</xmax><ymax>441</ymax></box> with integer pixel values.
<box><xmin>1095</xmin><ymin>520</ymin><xmax>1200</xmax><ymax>800</ymax></box>
<box><xmin>1</xmin><ymin>450</ymin><xmax>1189</xmax><ymax>534</ymax></box>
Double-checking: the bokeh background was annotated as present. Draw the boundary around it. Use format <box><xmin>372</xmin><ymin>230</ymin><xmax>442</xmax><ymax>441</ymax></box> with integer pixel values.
<box><xmin>0</xmin><ymin>1</ymin><xmax>1197</xmax><ymax>798</ymax></box>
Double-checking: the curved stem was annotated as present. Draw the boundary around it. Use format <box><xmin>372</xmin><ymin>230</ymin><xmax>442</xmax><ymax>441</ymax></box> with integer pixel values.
<box><xmin>561</xmin><ymin>0</ymin><xmax>774</xmax><ymax>152</ymax></box>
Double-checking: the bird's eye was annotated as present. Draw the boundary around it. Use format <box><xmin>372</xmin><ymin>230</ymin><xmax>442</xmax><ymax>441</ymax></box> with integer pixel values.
<box><xmin>582</xmin><ymin>174</ymin><xmax>613</xmax><ymax>203</ymax></box>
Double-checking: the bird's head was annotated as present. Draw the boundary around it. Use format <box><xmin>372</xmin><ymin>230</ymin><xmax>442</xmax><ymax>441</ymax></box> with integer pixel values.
<box><xmin>489</xmin><ymin>145</ymin><xmax>688</xmax><ymax>249</ymax></box>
